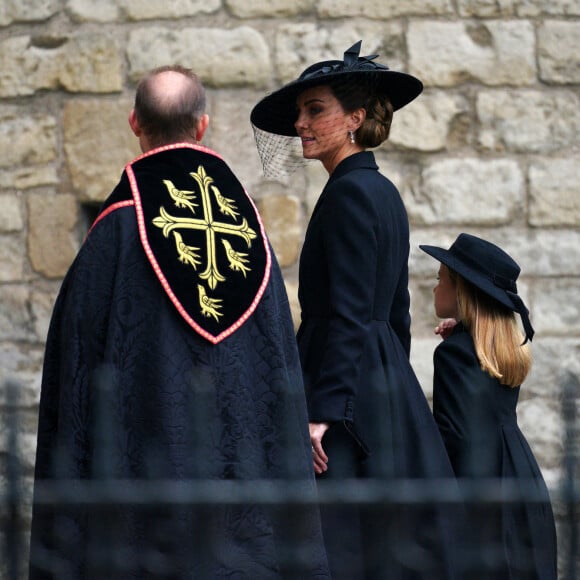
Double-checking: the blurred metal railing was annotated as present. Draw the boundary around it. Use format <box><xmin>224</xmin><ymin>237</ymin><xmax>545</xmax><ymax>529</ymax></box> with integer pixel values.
<box><xmin>2</xmin><ymin>374</ymin><xmax>578</xmax><ymax>579</ymax></box>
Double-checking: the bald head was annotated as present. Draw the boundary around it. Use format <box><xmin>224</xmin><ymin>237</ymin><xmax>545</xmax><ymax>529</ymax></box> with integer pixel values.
<box><xmin>133</xmin><ymin>65</ymin><xmax>207</xmax><ymax>149</ymax></box>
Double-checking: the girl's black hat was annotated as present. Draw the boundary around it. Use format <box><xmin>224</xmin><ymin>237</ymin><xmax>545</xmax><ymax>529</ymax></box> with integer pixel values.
<box><xmin>420</xmin><ymin>233</ymin><xmax>535</xmax><ymax>342</ymax></box>
<box><xmin>250</xmin><ymin>40</ymin><xmax>423</xmax><ymax>137</ymax></box>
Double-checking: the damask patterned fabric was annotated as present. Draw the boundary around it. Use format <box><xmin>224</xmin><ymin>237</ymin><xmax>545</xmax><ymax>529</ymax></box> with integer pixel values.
<box><xmin>29</xmin><ymin>146</ymin><xmax>330</xmax><ymax>579</ymax></box>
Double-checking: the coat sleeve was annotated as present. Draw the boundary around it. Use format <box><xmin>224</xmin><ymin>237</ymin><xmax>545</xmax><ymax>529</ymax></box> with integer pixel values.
<box><xmin>307</xmin><ymin>181</ymin><xmax>378</xmax><ymax>424</ymax></box>
<box><xmin>432</xmin><ymin>335</ymin><xmax>500</xmax><ymax>477</ymax></box>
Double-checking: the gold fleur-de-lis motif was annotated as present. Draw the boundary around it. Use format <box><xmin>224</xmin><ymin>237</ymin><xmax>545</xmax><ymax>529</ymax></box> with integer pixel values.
<box><xmin>152</xmin><ymin>206</ymin><xmax>178</xmax><ymax>238</ymax></box>
<box><xmin>197</xmin><ymin>284</ymin><xmax>223</xmax><ymax>322</ymax></box>
<box><xmin>222</xmin><ymin>239</ymin><xmax>250</xmax><ymax>277</ymax></box>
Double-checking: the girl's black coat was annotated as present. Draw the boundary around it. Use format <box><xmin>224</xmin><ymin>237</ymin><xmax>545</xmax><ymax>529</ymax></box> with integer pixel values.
<box><xmin>434</xmin><ymin>322</ymin><xmax>557</xmax><ymax>579</ymax></box>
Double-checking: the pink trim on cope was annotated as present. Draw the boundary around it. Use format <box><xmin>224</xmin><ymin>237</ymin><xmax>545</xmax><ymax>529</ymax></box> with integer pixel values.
<box><xmin>87</xmin><ymin>200</ymin><xmax>135</xmax><ymax>238</ymax></box>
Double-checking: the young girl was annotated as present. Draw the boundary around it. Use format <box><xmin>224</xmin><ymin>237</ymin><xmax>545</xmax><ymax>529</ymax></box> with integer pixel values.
<box><xmin>420</xmin><ymin>232</ymin><xmax>557</xmax><ymax>580</ymax></box>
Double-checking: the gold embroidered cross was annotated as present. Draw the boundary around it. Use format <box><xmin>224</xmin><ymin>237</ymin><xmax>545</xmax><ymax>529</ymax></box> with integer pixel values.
<box><xmin>153</xmin><ymin>165</ymin><xmax>257</xmax><ymax>293</ymax></box>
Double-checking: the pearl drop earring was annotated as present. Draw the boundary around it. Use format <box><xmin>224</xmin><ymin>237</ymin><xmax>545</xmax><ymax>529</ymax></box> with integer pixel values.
<box><xmin>349</xmin><ymin>130</ymin><xmax>355</xmax><ymax>144</ymax></box>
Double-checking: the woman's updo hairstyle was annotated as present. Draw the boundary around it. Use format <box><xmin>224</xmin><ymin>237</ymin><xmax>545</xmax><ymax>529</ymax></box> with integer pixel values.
<box><xmin>328</xmin><ymin>75</ymin><xmax>394</xmax><ymax>148</ymax></box>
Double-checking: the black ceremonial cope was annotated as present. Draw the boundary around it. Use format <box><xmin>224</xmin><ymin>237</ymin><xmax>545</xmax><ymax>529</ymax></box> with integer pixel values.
<box><xmin>122</xmin><ymin>144</ymin><xmax>270</xmax><ymax>343</ymax></box>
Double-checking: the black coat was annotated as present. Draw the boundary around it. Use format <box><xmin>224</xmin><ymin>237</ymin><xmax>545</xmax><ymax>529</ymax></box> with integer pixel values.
<box><xmin>298</xmin><ymin>151</ymin><xmax>412</xmax><ymax>455</ymax></box>
<box><xmin>297</xmin><ymin>152</ymin><xmax>464</xmax><ymax>579</ymax></box>
<box><xmin>29</xmin><ymin>146</ymin><xmax>330</xmax><ymax>579</ymax></box>
<box><xmin>433</xmin><ymin>322</ymin><xmax>558</xmax><ymax>579</ymax></box>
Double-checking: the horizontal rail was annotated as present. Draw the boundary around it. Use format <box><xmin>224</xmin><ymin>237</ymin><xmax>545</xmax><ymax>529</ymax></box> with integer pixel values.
<box><xmin>6</xmin><ymin>478</ymin><xmax>577</xmax><ymax>508</ymax></box>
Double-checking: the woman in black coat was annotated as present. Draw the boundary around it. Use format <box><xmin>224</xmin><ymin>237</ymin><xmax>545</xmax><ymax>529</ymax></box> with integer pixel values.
<box><xmin>420</xmin><ymin>233</ymin><xmax>558</xmax><ymax>579</ymax></box>
<box><xmin>252</xmin><ymin>41</ymin><xmax>464</xmax><ymax>579</ymax></box>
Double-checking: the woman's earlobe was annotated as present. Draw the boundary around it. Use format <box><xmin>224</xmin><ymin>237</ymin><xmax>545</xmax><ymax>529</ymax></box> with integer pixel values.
<box><xmin>351</xmin><ymin>108</ymin><xmax>366</xmax><ymax>130</ymax></box>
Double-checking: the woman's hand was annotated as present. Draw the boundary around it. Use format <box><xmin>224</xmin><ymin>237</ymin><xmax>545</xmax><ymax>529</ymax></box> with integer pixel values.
<box><xmin>309</xmin><ymin>422</ymin><xmax>330</xmax><ymax>474</ymax></box>
<box><xmin>434</xmin><ymin>318</ymin><xmax>457</xmax><ymax>340</ymax></box>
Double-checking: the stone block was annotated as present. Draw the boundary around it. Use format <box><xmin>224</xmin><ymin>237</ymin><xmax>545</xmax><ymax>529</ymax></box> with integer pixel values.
<box><xmin>409</xmin><ymin>336</ymin><xmax>440</xmax><ymax>400</ymax></box>
<box><xmin>226</xmin><ymin>0</ymin><xmax>314</xmax><ymax>17</ymax></box>
<box><xmin>0</xmin><ymin>107</ymin><xmax>57</xmax><ymax>168</ymax></box>
<box><xmin>206</xmin><ymin>90</ymin><xmax>265</xmax><ymax>191</ymax></box>
<box><xmin>0</xmin><ymin>410</ymin><xmax>39</xmax><ymax>471</ymax></box>
<box><xmin>0</xmin><ymin>0</ymin><xmax>59</xmax><ymax>26</ymax></box>
<box><xmin>0</xmin><ymin>344</ymin><xmax>44</xmax><ymax>408</ymax></box>
<box><xmin>477</xmin><ymin>89</ymin><xmax>580</xmax><ymax>153</ymax></box>
<box><xmin>0</xmin><ymin>284</ymin><xmax>31</xmax><ymax>340</ymax></box>
<box><xmin>31</xmin><ymin>286</ymin><xmax>60</xmax><ymax>341</ymax></box>
<box><xmin>15</xmin><ymin>432</ymin><xmax>39</xmax><ymax>472</ymax></box>
<box><xmin>0</xmin><ymin>167</ymin><xmax>58</xmax><ymax>191</ymax></box>
<box><xmin>28</xmin><ymin>194</ymin><xmax>80</xmax><ymax>279</ymax></box>
<box><xmin>66</xmin><ymin>0</ymin><xmax>119</xmax><ymax>21</ymax></box>
<box><xmin>68</xmin><ymin>0</ymin><xmax>220</xmax><ymax>21</ymax></box>
<box><xmin>283</xmin><ymin>279</ymin><xmax>300</xmax><ymax>331</ymax></box>
<box><xmin>539</xmin><ymin>21</ymin><xmax>580</xmax><ymax>84</ymax></box>
<box><xmin>529</xmin><ymin>159</ymin><xmax>580</xmax><ymax>227</ymax></box>
<box><xmin>410</xmin><ymin>229</ymin><xmax>459</xmax><ymax>278</ymax></box>
<box><xmin>275</xmin><ymin>22</ymin><xmax>404</xmax><ymax>85</ymax></box>
<box><xmin>127</xmin><ymin>27</ymin><xmax>271</xmax><ymax>88</ymax></box>
<box><xmin>409</xmin><ymin>277</ymin><xmax>440</xmax><ymax>336</ymax></box>
<box><xmin>0</xmin><ymin>34</ymin><xmax>123</xmax><ymax>97</ymax></box>
<box><xmin>406</xmin><ymin>158</ymin><xmax>524</xmax><ymax>225</ymax></box>
<box><xmin>531</xmin><ymin>278</ymin><xmax>580</xmax><ymax>337</ymax></box>
<box><xmin>0</xmin><ymin>194</ymin><xmax>24</xmax><ymax>232</ymax></box>
<box><xmin>489</xmin><ymin>229</ymin><xmax>580</xmax><ymax>278</ymax></box>
<box><xmin>514</xmin><ymin>0</ymin><xmax>580</xmax><ymax>16</ymax></box>
<box><xmin>317</xmin><ymin>0</ymin><xmax>453</xmax><ymax>18</ymax></box>
<box><xmin>127</xmin><ymin>0</ymin><xmax>220</xmax><ymax>18</ymax></box>
<box><xmin>458</xmin><ymin>0</ymin><xmax>518</xmax><ymax>17</ymax></box>
<box><xmin>525</xmin><ymin>338</ymin><xmax>580</xmax><ymax>400</ymax></box>
<box><xmin>517</xmin><ymin>398</ymin><xmax>564</xmax><ymax>471</ymax></box>
<box><xmin>408</xmin><ymin>20</ymin><xmax>535</xmax><ymax>86</ymax></box>
<box><xmin>64</xmin><ymin>98</ymin><xmax>140</xmax><ymax>202</ymax></box>
<box><xmin>390</xmin><ymin>91</ymin><xmax>470</xmax><ymax>152</ymax></box>
<box><xmin>374</xmin><ymin>155</ymin><xmax>421</xmax><ymax>213</ymax></box>
<box><xmin>257</xmin><ymin>194</ymin><xmax>302</xmax><ymax>268</ymax></box>
<box><xmin>458</xmin><ymin>0</ymin><xmax>580</xmax><ymax>17</ymax></box>
<box><xmin>0</xmin><ymin>235</ymin><xmax>26</xmax><ymax>282</ymax></box>
<box><xmin>304</xmin><ymin>162</ymin><xmax>328</xmax><ymax>216</ymax></box>
<box><xmin>53</xmin><ymin>33</ymin><xmax>123</xmax><ymax>93</ymax></box>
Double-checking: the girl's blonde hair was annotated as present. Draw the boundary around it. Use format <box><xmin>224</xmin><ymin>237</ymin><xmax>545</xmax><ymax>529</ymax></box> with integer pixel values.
<box><xmin>451</xmin><ymin>270</ymin><xmax>532</xmax><ymax>387</ymax></box>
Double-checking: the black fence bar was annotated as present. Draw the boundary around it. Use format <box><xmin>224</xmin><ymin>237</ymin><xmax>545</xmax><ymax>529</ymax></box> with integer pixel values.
<box><xmin>562</xmin><ymin>371</ymin><xmax>579</xmax><ymax>580</ymax></box>
<box><xmin>24</xmin><ymin>477</ymin><xmax>579</xmax><ymax>508</ymax></box>
<box><xmin>3</xmin><ymin>380</ymin><xmax>21</xmax><ymax>580</ymax></box>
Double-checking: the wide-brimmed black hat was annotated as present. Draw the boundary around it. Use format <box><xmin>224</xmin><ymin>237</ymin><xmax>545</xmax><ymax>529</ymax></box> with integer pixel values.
<box><xmin>250</xmin><ymin>40</ymin><xmax>423</xmax><ymax>137</ymax></box>
<box><xmin>420</xmin><ymin>233</ymin><xmax>534</xmax><ymax>342</ymax></box>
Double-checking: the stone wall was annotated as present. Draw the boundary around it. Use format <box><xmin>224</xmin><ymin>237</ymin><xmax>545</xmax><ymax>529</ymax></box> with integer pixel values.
<box><xmin>1</xmin><ymin>0</ymin><xmax>579</xmax><ymax>575</ymax></box>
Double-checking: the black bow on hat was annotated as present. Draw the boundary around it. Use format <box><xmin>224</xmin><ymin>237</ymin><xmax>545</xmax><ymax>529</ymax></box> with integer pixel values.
<box><xmin>300</xmin><ymin>41</ymin><xmax>384</xmax><ymax>81</ymax></box>
<box><xmin>250</xmin><ymin>40</ymin><xmax>423</xmax><ymax>137</ymax></box>
<box><xmin>420</xmin><ymin>233</ymin><xmax>535</xmax><ymax>343</ymax></box>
